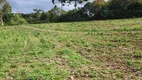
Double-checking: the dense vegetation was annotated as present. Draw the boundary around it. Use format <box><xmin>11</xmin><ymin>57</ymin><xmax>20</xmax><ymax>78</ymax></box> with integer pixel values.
<box><xmin>0</xmin><ymin>18</ymin><xmax>142</xmax><ymax>79</ymax></box>
<box><xmin>22</xmin><ymin>0</ymin><xmax>142</xmax><ymax>24</ymax></box>
<box><xmin>0</xmin><ymin>0</ymin><xmax>142</xmax><ymax>25</ymax></box>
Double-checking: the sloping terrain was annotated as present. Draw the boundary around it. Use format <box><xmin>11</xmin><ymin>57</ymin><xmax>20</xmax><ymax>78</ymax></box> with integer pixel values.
<box><xmin>0</xmin><ymin>18</ymin><xmax>142</xmax><ymax>80</ymax></box>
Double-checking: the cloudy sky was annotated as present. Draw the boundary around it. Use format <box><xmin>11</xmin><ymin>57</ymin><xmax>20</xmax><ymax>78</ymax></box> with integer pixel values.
<box><xmin>7</xmin><ymin>0</ymin><xmax>95</xmax><ymax>13</ymax></box>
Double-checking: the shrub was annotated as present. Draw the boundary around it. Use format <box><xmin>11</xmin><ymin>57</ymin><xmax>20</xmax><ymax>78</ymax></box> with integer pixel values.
<box><xmin>4</xmin><ymin>13</ymin><xmax>27</xmax><ymax>25</ymax></box>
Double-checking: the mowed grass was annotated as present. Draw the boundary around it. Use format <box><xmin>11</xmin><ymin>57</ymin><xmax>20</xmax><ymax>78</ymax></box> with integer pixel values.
<box><xmin>0</xmin><ymin>18</ymin><xmax>142</xmax><ymax>80</ymax></box>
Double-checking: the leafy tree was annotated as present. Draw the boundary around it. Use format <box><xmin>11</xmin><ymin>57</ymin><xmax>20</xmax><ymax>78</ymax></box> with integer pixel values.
<box><xmin>107</xmin><ymin>0</ymin><xmax>142</xmax><ymax>18</ymax></box>
<box><xmin>52</xmin><ymin>0</ymin><xmax>88</xmax><ymax>11</ymax></box>
<box><xmin>40</xmin><ymin>11</ymin><xmax>49</xmax><ymax>22</ymax></box>
<box><xmin>59</xmin><ymin>9</ymin><xmax>77</xmax><ymax>22</ymax></box>
<box><xmin>33</xmin><ymin>9</ymin><xmax>43</xmax><ymax>22</ymax></box>
<box><xmin>3</xmin><ymin>2</ymin><xmax>11</xmax><ymax>24</ymax></box>
<box><xmin>5</xmin><ymin>13</ymin><xmax>27</xmax><ymax>25</ymax></box>
<box><xmin>52</xmin><ymin>0</ymin><xmax>66</xmax><ymax>16</ymax></box>
<box><xmin>127</xmin><ymin>1</ymin><xmax>142</xmax><ymax>10</ymax></box>
<box><xmin>0</xmin><ymin>0</ymin><xmax>11</xmax><ymax>26</ymax></box>
<box><xmin>20</xmin><ymin>0</ymin><xmax>142</xmax><ymax>24</ymax></box>
<box><xmin>92</xmin><ymin>0</ymin><xmax>105</xmax><ymax>19</ymax></box>
<box><xmin>83</xmin><ymin>2</ymin><xmax>94</xmax><ymax>18</ymax></box>
<box><xmin>0</xmin><ymin>0</ymin><xmax>6</xmax><ymax>18</ymax></box>
<box><xmin>47</xmin><ymin>6</ymin><xmax>66</xmax><ymax>22</ymax></box>
<box><xmin>82</xmin><ymin>0</ymin><xmax>105</xmax><ymax>19</ymax></box>
<box><xmin>68</xmin><ymin>0</ymin><xmax>88</xmax><ymax>9</ymax></box>
<box><xmin>21</xmin><ymin>13</ymin><xmax>35</xmax><ymax>23</ymax></box>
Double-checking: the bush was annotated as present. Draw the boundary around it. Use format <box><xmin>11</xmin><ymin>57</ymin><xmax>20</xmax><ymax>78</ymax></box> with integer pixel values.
<box><xmin>4</xmin><ymin>13</ymin><xmax>27</xmax><ymax>25</ymax></box>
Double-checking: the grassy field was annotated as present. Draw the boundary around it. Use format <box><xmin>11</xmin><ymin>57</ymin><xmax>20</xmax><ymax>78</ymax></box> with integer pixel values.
<box><xmin>0</xmin><ymin>18</ymin><xmax>142</xmax><ymax>80</ymax></box>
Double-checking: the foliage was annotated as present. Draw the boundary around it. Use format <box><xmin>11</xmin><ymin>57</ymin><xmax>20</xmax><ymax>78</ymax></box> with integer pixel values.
<box><xmin>4</xmin><ymin>13</ymin><xmax>27</xmax><ymax>25</ymax></box>
<box><xmin>2</xmin><ymin>0</ymin><xmax>142</xmax><ymax>25</ymax></box>
<box><xmin>22</xmin><ymin>6</ymin><xmax>66</xmax><ymax>23</ymax></box>
<box><xmin>0</xmin><ymin>0</ymin><xmax>11</xmax><ymax>26</ymax></box>
<box><xmin>20</xmin><ymin>0</ymin><xmax>142</xmax><ymax>24</ymax></box>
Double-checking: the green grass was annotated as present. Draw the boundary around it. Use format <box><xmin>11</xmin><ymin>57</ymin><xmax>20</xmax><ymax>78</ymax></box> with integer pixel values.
<box><xmin>0</xmin><ymin>18</ymin><xmax>142</xmax><ymax>80</ymax></box>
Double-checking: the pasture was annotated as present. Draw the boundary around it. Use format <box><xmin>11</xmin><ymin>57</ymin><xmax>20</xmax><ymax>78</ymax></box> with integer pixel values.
<box><xmin>0</xmin><ymin>18</ymin><xmax>142</xmax><ymax>80</ymax></box>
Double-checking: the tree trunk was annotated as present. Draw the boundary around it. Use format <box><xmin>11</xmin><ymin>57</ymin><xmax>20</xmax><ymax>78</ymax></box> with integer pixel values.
<box><xmin>0</xmin><ymin>15</ymin><xmax>4</xmax><ymax>26</ymax></box>
<box><xmin>60</xmin><ymin>1</ymin><xmax>63</xmax><ymax>16</ymax></box>
<box><xmin>75</xmin><ymin>0</ymin><xmax>77</xmax><ymax>10</ymax></box>
<box><xmin>75</xmin><ymin>0</ymin><xmax>77</xmax><ymax>21</ymax></box>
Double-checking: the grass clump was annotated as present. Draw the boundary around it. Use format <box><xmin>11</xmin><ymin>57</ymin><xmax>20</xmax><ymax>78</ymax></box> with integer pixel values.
<box><xmin>57</xmin><ymin>48</ymin><xmax>91</xmax><ymax>68</ymax></box>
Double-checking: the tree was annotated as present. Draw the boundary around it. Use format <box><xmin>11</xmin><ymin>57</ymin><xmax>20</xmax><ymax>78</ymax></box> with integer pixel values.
<box><xmin>127</xmin><ymin>0</ymin><xmax>142</xmax><ymax>17</ymax></box>
<box><xmin>6</xmin><ymin>13</ymin><xmax>27</xmax><ymax>25</ymax></box>
<box><xmin>127</xmin><ymin>0</ymin><xmax>142</xmax><ymax>10</ymax></box>
<box><xmin>40</xmin><ymin>11</ymin><xmax>49</xmax><ymax>22</ymax></box>
<box><xmin>0</xmin><ymin>0</ymin><xmax>6</xmax><ymax>26</ymax></box>
<box><xmin>52</xmin><ymin>0</ymin><xmax>66</xmax><ymax>16</ymax></box>
<box><xmin>82</xmin><ymin>0</ymin><xmax>105</xmax><ymax>19</ymax></box>
<box><xmin>68</xmin><ymin>0</ymin><xmax>88</xmax><ymax>9</ymax></box>
<box><xmin>47</xmin><ymin>6</ymin><xmax>66</xmax><ymax>22</ymax></box>
<box><xmin>33</xmin><ymin>9</ymin><xmax>43</xmax><ymax>21</ymax></box>
<box><xmin>83</xmin><ymin>2</ymin><xmax>95</xmax><ymax>18</ymax></box>
<box><xmin>107</xmin><ymin>0</ymin><xmax>142</xmax><ymax>18</ymax></box>
<box><xmin>3</xmin><ymin>2</ymin><xmax>12</xmax><ymax>24</ymax></box>
<box><xmin>21</xmin><ymin>13</ymin><xmax>35</xmax><ymax>23</ymax></box>
<box><xmin>92</xmin><ymin>0</ymin><xmax>105</xmax><ymax>19</ymax></box>
<box><xmin>52</xmin><ymin>0</ymin><xmax>88</xmax><ymax>11</ymax></box>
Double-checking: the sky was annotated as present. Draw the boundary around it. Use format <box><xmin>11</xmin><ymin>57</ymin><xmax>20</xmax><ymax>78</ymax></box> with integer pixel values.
<box><xmin>7</xmin><ymin>0</ymin><xmax>95</xmax><ymax>13</ymax></box>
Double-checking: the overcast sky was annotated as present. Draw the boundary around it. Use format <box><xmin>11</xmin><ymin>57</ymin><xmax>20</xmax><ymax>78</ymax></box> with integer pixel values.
<box><xmin>7</xmin><ymin>0</ymin><xmax>96</xmax><ymax>13</ymax></box>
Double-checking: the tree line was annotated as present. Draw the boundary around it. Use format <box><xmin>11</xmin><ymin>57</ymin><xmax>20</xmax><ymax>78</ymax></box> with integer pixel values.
<box><xmin>0</xmin><ymin>0</ymin><xmax>142</xmax><ymax>25</ymax></box>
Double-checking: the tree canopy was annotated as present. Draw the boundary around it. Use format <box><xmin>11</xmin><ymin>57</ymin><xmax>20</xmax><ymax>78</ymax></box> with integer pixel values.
<box><xmin>0</xmin><ymin>0</ymin><xmax>11</xmax><ymax>25</ymax></box>
<box><xmin>1</xmin><ymin>0</ymin><xmax>142</xmax><ymax>25</ymax></box>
